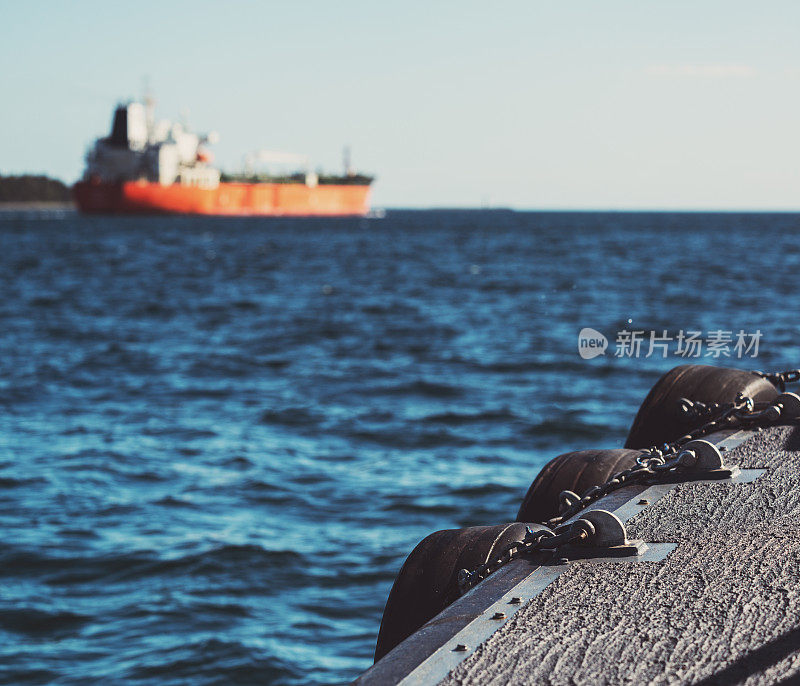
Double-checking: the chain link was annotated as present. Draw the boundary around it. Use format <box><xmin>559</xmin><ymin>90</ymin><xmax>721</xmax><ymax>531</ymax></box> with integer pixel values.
<box><xmin>754</xmin><ymin>368</ymin><xmax>800</xmax><ymax>392</ymax></box>
<box><xmin>456</xmin><ymin>518</ymin><xmax>594</xmax><ymax>595</ymax></box>
<box><xmin>453</xmin><ymin>369</ymin><xmax>800</xmax><ymax>599</ymax></box>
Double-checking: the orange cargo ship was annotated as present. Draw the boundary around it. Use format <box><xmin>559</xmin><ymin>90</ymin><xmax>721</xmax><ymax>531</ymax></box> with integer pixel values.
<box><xmin>74</xmin><ymin>99</ymin><xmax>373</xmax><ymax>216</ymax></box>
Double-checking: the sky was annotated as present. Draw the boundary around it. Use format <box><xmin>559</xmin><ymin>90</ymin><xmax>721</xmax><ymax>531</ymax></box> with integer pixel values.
<box><xmin>1</xmin><ymin>0</ymin><xmax>799</xmax><ymax>209</ymax></box>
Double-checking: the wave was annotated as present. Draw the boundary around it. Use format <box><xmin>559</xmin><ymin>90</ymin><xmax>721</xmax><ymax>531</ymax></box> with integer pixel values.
<box><xmin>0</xmin><ymin>607</ymin><xmax>90</xmax><ymax>637</ymax></box>
<box><xmin>121</xmin><ymin>638</ymin><xmax>305</xmax><ymax>684</ymax></box>
<box><xmin>362</xmin><ymin>379</ymin><xmax>465</xmax><ymax>399</ymax></box>
<box><xmin>259</xmin><ymin>407</ymin><xmax>323</xmax><ymax>427</ymax></box>
<box><xmin>346</xmin><ymin>427</ymin><xmax>474</xmax><ymax>449</ymax></box>
<box><xmin>0</xmin><ymin>544</ymin><xmax>307</xmax><ymax>588</ymax></box>
<box><xmin>0</xmin><ymin>476</ymin><xmax>48</xmax><ymax>488</ymax></box>
<box><xmin>525</xmin><ymin>417</ymin><xmax>618</xmax><ymax>440</ymax></box>
<box><xmin>420</xmin><ymin>408</ymin><xmax>521</xmax><ymax>425</ymax></box>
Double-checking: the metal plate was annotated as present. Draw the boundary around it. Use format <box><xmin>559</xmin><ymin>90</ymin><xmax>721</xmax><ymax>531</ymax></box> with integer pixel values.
<box><xmin>396</xmin><ymin>543</ymin><xmax>677</xmax><ymax>686</ymax></box>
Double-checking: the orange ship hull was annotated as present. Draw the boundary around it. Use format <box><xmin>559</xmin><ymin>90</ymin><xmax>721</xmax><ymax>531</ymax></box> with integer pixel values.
<box><xmin>74</xmin><ymin>180</ymin><xmax>371</xmax><ymax>216</ymax></box>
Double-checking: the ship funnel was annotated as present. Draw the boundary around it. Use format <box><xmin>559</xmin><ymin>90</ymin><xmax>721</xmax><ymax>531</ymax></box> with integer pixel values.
<box><xmin>108</xmin><ymin>102</ymin><xmax>148</xmax><ymax>150</ymax></box>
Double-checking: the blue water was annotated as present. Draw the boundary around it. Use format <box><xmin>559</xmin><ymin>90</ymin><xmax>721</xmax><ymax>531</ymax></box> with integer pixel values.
<box><xmin>0</xmin><ymin>209</ymin><xmax>798</xmax><ymax>684</ymax></box>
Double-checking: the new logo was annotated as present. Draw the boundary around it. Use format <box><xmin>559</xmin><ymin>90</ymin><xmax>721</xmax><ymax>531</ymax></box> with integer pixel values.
<box><xmin>578</xmin><ymin>328</ymin><xmax>608</xmax><ymax>359</ymax></box>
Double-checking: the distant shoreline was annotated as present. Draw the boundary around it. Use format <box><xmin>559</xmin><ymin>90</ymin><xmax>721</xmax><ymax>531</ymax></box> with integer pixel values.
<box><xmin>0</xmin><ymin>201</ymin><xmax>75</xmax><ymax>211</ymax></box>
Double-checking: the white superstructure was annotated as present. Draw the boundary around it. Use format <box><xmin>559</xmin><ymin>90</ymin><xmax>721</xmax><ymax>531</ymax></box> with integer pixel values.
<box><xmin>83</xmin><ymin>99</ymin><xmax>220</xmax><ymax>187</ymax></box>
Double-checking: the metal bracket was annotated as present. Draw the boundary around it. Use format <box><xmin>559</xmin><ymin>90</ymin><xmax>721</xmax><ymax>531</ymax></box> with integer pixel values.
<box><xmin>558</xmin><ymin>509</ymin><xmax>648</xmax><ymax>559</ymax></box>
<box><xmin>659</xmin><ymin>439</ymin><xmax>740</xmax><ymax>482</ymax></box>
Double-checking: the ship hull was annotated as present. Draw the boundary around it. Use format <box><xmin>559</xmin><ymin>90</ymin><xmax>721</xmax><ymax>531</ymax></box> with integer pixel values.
<box><xmin>74</xmin><ymin>180</ymin><xmax>371</xmax><ymax>216</ymax></box>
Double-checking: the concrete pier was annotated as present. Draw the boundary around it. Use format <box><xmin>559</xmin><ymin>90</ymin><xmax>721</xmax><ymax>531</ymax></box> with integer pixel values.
<box><xmin>359</xmin><ymin>425</ymin><xmax>800</xmax><ymax>685</ymax></box>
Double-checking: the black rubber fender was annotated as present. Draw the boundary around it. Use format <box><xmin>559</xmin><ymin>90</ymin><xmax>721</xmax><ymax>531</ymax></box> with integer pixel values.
<box><xmin>624</xmin><ymin>364</ymin><xmax>778</xmax><ymax>449</ymax></box>
<box><xmin>374</xmin><ymin>521</ymin><xmax>552</xmax><ymax>662</ymax></box>
<box><xmin>516</xmin><ymin>449</ymin><xmax>642</xmax><ymax>524</ymax></box>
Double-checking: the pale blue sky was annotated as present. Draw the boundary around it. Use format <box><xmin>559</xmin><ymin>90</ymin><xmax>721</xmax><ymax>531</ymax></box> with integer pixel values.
<box><xmin>1</xmin><ymin>1</ymin><xmax>799</xmax><ymax>209</ymax></box>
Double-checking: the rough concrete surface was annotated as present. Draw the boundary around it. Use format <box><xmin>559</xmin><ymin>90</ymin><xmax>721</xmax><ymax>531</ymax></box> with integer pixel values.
<box><xmin>441</xmin><ymin>425</ymin><xmax>800</xmax><ymax>685</ymax></box>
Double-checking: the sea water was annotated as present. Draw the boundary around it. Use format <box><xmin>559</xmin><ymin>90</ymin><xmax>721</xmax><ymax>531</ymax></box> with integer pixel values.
<box><xmin>0</xmin><ymin>209</ymin><xmax>798</xmax><ymax>684</ymax></box>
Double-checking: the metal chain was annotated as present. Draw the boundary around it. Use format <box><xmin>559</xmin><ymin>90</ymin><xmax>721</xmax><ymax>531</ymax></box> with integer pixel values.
<box><xmin>453</xmin><ymin>369</ymin><xmax>800</xmax><ymax>599</ymax></box>
<box><xmin>544</xmin><ymin>391</ymin><xmax>766</xmax><ymax>529</ymax></box>
<box><xmin>754</xmin><ymin>368</ymin><xmax>800</xmax><ymax>392</ymax></box>
<box><xmin>455</xmin><ymin>518</ymin><xmax>595</xmax><ymax>596</ymax></box>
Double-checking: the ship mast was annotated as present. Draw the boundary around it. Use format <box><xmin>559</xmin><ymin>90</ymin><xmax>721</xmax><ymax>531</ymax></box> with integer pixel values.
<box><xmin>142</xmin><ymin>76</ymin><xmax>155</xmax><ymax>142</ymax></box>
<box><xmin>343</xmin><ymin>145</ymin><xmax>353</xmax><ymax>177</ymax></box>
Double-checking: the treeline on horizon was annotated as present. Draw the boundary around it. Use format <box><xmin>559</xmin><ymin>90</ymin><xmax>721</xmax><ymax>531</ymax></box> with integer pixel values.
<box><xmin>0</xmin><ymin>174</ymin><xmax>72</xmax><ymax>202</ymax></box>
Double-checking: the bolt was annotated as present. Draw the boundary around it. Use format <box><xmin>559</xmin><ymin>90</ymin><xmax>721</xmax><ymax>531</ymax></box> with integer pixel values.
<box><xmin>491</xmin><ymin>612</ymin><xmax>506</xmax><ymax>620</ymax></box>
<box><xmin>453</xmin><ymin>644</ymin><xmax>468</xmax><ymax>652</ymax></box>
<box><xmin>509</xmin><ymin>597</ymin><xmax>522</xmax><ymax>604</ymax></box>
<box><xmin>557</xmin><ymin>557</ymin><xmax>569</xmax><ymax>565</ymax></box>
<box><xmin>638</xmin><ymin>498</ymin><xmax>649</xmax><ymax>505</ymax></box>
